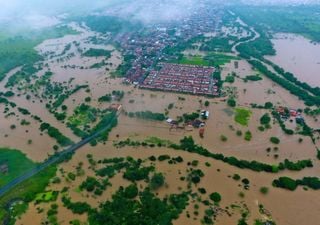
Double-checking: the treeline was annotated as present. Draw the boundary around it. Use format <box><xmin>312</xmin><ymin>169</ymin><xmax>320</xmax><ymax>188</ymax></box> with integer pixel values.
<box><xmin>40</xmin><ymin>123</ymin><xmax>73</xmax><ymax>147</ymax></box>
<box><xmin>236</xmin><ymin>32</ymin><xmax>275</xmax><ymax>60</ymax></box>
<box><xmin>172</xmin><ymin>137</ymin><xmax>312</xmax><ymax>173</ymax></box>
<box><xmin>249</xmin><ymin>60</ymin><xmax>320</xmax><ymax>106</ymax></box>
<box><xmin>265</xmin><ymin>60</ymin><xmax>320</xmax><ymax>97</ymax></box>
<box><xmin>115</xmin><ymin>136</ymin><xmax>313</xmax><ymax>173</ymax></box>
<box><xmin>273</xmin><ymin>176</ymin><xmax>320</xmax><ymax>191</ymax></box>
<box><xmin>51</xmin><ymin>85</ymin><xmax>88</xmax><ymax>109</ymax></box>
<box><xmin>127</xmin><ymin>111</ymin><xmax>166</xmax><ymax>121</ymax></box>
<box><xmin>6</xmin><ymin>65</ymin><xmax>40</xmax><ymax>88</ymax></box>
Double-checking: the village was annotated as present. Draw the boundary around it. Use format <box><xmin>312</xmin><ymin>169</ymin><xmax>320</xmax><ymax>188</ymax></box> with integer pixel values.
<box><xmin>115</xmin><ymin>5</ymin><xmax>221</xmax><ymax>83</ymax></box>
<box><xmin>140</xmin><ymin>63</ymin><xmax>219</xmax><ymax>96</ymax></box>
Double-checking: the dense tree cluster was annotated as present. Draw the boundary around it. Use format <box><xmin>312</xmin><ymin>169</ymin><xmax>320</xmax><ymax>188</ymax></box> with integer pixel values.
<box><xmin>273</xmin><ymin>176</ymin><xmax>320</xmax><ymax>191</ymax></box>
<box><xmin>40</xmin><ymin>123</ymin><xmax>73</xmax><ymax>146</ymax></box>
<box><xmin>82</xmin><ymin>48</ymin><xmax>112</xmax><ymax>58</ymax></box>
<box><xmin>127</xmin><ymin>111</ymin><xmax>166</xmax><ymax>121</ymax></box>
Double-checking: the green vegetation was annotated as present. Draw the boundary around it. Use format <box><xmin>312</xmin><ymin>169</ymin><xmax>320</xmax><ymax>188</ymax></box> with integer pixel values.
<box><xmin>87</xmin><ymin>188</ymin><xmax>189</xmax><ymax>225</ymax></box>
<box><xmin>260</xmin><ymin>113</ymin><xmax>271</xmax><ymax>125</ymax></box>
<box><xmin>272</xmin><ymin>177</ymin><xmax>298</xmax><ymax>191</ymax></box>
<box><xmin>116</xmin><ymin>136</ymin><xmax>313</xmax><ymax>173</ymax></box>
<box><xmin>234</xmin><ymin>108</ymin><xmax>252</xmax><ymax>126</ymax></box>
<box><xmin>200</xmin><ymin>37</ymin><xmax>235</xmax><ymax>52</ymax></box>
<box><xmin>227</xmin><ymin>98</ymin><xmax>236</xmax><ymax>107</ymax></box>
<box><xmin>0</xmin><ymin>25</ymin><xmax>77</xmax><ymax>82</ymax></box>
<box><xmin>40</xmin><ymin>123</ymin><xmax>73</xmax><ymax>146</ymax></box>
<box><xmin>127</xmin><ymin>111</ymin><xmax>166</xmax><ymax>121</ymax></box>
<box><xmin>249</xmin><ymin>60</ymin><xmax>320</xmax><ymax>106</ymax></box>
<box><xmin>150</xmin><ymin>173</ymin><xmax>165</xmax><ymax>190</ymax></box>
<box><xmin>272</xmin><ymin>111</ymin><xmax>294</xmax><ymax>135</ymax></box>
<box><xmin>244</xmin><ymin>75</ymin><xmax>262</xmax><ymax>82</ymax></box>
<box><xmin>35</xmin><ymin>191</ymin><xmax>59</xmax><ymax>203</ymax></box>
<box><xmin>220</xmin><ymin>135</ymin><xmax>228</xmax><ymax>142</ymax></box>
<box><xmin>209</xmin><ymin>192</ymin><xmax>221</xmax><ymax>203</ymax></box>
<box><xmin>273</xmin><ymin>177</ymin><xmax>320</xmax><ymax>191</ymax></box>
<box><xmin>112</xmin><ymin>54</ymin><xmax>136</xmax><ymax>77</ymax></box>
<box><xmin>270</xmin><ymin>137</ymin><xmax>280</xmax><ymax>144</ymax></box>
<box><xmin>225</xmin><ymin>74</ymin><xmax>235</xmax><ymax>83</ymax></box>
<box><xmin>0</xmin><ymin>165</ymin><xmax>57</xmax><ymax>223</ymax></box>
<box><xmin>244</xmin><ymin>131</ymin><xmax>252</xmax><ymax>141</ymax></box>
<box><xmin>234</xmin><ymin>5</ymin><xmax>320</xmax><ymax>42</ymax></box>
<box><xmin>173</xmin><ymin>53</ymin><xmax>239</xmax><ymax>67</ymax></box>
<box><xmin>83</xmin><ymin>48</ymin><xmax>112</xmax><ymax>58</ymax></box>
<box><xmin>0</xmin><ymin>148</ymin><xmax>36</xmax><ymax>187</ymax></box>
<box><xmin>260</xmin><ymin>187</ymin><xmax>269</xmax><ymax>195</ymax></box>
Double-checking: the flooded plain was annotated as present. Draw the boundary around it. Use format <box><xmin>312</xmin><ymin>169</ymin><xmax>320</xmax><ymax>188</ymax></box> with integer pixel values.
<box><xmin>266</xmin><ymin>33</ymin><xmax>320</xmax><ymax>87</ymax></box>
<box><xmin>3</xmin><ymin>22</ymin><xmax>320</xmax><ymax>225</ymax></box>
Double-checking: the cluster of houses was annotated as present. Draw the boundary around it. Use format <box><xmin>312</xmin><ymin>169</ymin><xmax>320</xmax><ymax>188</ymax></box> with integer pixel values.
<box><xmin>140</xmin><ymin>63</ymin><xmax>219</xmax><ymax>96</ymax></box>
<box><xmin>166</xmin><ymin>109</ymin><xmax>210</xmax><ymax>138</ymax></box>
<box><xmin>114</xmin><ymin>4</ymin><xmax>221</xmax><ymax>85</ymax></box>
<box><xmin>276</xmin><ymin>106</ymin><xmax>305</xmax><ymax>124</ymax></box>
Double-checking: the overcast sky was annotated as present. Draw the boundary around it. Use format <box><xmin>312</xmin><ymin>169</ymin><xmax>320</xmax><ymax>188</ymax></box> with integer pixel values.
<box><xmin>0</xmin><ymin>0</ymin><xmax>318</xmax><ymax>29</ymax></box>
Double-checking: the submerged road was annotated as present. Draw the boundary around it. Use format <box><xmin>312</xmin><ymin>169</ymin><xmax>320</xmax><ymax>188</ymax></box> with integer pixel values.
<box><xmin>0</xmin><ymin>112</ymin><xmax>120</xmax><ymax>197</ymax></box>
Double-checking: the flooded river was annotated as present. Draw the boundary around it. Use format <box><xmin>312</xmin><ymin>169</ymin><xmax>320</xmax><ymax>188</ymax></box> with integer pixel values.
<box><xmin>266</xmin><ymin>33</ymin><xmax>320</xmax><ymax>87</ymax></box>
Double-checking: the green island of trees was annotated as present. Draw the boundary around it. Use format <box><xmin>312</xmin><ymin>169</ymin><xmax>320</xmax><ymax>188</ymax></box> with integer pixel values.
<box><xmin>273</xmin><ymin>176</ymin><xmax>320</xmax><ymax>191</ymax></box>
<box><xmin>40</xmin><ymin>123</ymin><xmax>73</xmax><ymax>147</ymax></box>
<box><xmin>127</xmin><ymin>111</ymin><xmax>166</xmax><ymax>121</ymax></box>
<box><xmin>82</xmin><ymin>48</ymin><xmax>112</xmax><ymax>58</ymax></box>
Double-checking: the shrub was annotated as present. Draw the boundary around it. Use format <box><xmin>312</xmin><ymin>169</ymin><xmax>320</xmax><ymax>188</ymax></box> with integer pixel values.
<box><xmin>209</xmin><ymin>192</ymin><xmax>221</xmax><ymax>203</ymax></box>
<box><xmin>150</xmin><ymin>173</ymin><xmax>165</xmax><ymax>190</ymax></box>
<box><xmin>270</xmin><ymin>137</ymin><xmax>280</xmax><ymax>144</ymax></box>
<box><xmin>260</xmin><ymin>113</ymin><xmax>271</xmax><ymax>125</ymax></box>
<box><xmin>244</xmin><ymin>131</ymin><xmax>252</xmax><ymax>141</ymax></box>
<box><xmin>233</xmin><ymin>174</ymin><xmax>241</xmax><ymax>181</ymax></box>
<box><xmin>227</xmin><ymin>98</ymin><xmax>236</xmax><ymax>107</ymax></box>
<box><xmin>260</xmin><ymin>187</ymin><xmax>269</xmax><ymax>195</ymax></box>
<box><xmin>220</xmin><ymin>135</ymin><xmax>228</xmax><ymax>142</ymax></box>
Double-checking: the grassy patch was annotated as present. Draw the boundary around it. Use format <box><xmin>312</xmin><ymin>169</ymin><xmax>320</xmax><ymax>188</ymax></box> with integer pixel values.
<box><xmin>0</xmin><ymin>165</ymin><xmax>57</xmax><ymax>222</ymax></box>
<box><xmin>234</xmin><ymin>108</ymin><xmax>252</xmax><ymax>126</ymax></box>
<box><xmin>0</xmin><ymin>148</ymin><xmax>37</xmax><ymax>187</ymax></box>
<box><xmin>173</xmin><ymin>53</ymin><xmax>239</xmax><ymax>67</ymax></box>
<box><xmin>35</xmin><ymin>191</ymin><xmax>59</xmax><ymax>203</ymax></box>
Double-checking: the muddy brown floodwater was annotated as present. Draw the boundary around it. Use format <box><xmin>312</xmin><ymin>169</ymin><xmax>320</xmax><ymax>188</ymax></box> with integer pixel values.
<box><xmin>4</xmin><ymin>22</ymin><xmax>320</xmax><ymax>225</ymax></box>
<box><xmin>266</xmin><ymin>33</ymin><xmax>320</xmax><ymax>87</ymax></box>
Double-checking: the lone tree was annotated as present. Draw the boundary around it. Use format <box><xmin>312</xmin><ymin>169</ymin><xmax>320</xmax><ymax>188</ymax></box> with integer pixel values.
<box><xmin>227</xmin><ymin>98</ymin><xmax>236</xmax><ymax>107</ymax></box>
<box><xmin>270</xmin><ymin>137</ymin><xmax>280</xmax><ymax>144</ymax></box>
<box><xmin>260</xmin><ymin>113</ymin><xmax>271</xmax><ymax>125</ymax></box>
<box><xmin>209</xmin><ymin>192</ymin><xmax>221</xmax><ymax>203</ymax></box>
<box><xmin>150</xmin><ymin>173</ymin><xmax>165</xmax><ymax>190</ymax></box>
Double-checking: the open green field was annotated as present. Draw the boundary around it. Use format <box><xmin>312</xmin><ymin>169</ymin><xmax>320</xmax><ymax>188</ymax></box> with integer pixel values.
<box><xmin>174</xmin><ymin>53</ymin><xmax>239</xmax><ymax>67</ymax></box>
<box><xmin>0</xmin><ymin>148</ymin><xmax>37</xmax><ymax>187</ymax></box>
<box><xmin>234</xmin><ymin>108</ymin><xmax>252</xmax><ymax>126</ymax></box>
<box><xmin>35</xmin><ymin>191</ymin><xmax>59</xmax><ymax>203</ymax></box>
